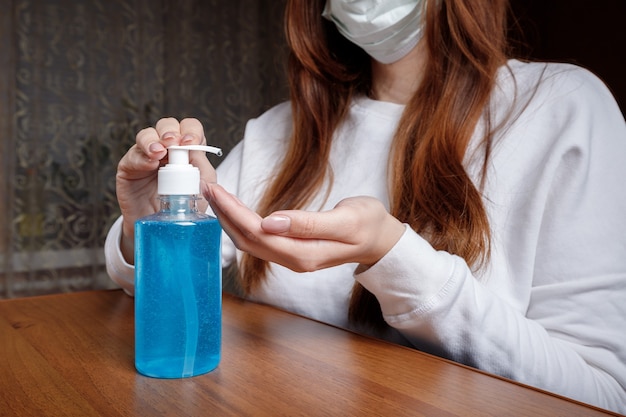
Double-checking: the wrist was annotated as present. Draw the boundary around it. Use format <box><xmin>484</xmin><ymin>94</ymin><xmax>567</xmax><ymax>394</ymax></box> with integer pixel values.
<box><xmin>362</xmin><ymin>216</ymin><xmax>406</xmax><ymax>268</ymax></box>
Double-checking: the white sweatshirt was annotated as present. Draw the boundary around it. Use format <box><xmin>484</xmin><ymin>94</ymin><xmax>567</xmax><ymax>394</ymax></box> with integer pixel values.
<box><xmin>105</xmin><ymin>60</ymin><xmax>626</xmax><ymax>413</ymax></box>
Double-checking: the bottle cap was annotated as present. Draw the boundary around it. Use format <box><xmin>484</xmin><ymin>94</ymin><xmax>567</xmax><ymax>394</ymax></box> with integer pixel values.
<box><xmin>157</xmin><ymin>145</ymin><xmax>222</xmax><ymax>195</ymax></box>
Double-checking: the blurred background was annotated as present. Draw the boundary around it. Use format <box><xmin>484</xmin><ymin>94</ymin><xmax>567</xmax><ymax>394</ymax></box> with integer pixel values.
<box><xmin>0</xmin><ymin>0</ymin><xmax>289</xmax><ymax>298</ymax></box>
<box><xmin>0</xmin><ymin>0</ymin><xmax>623</xmax><ymax>298</ymax></box>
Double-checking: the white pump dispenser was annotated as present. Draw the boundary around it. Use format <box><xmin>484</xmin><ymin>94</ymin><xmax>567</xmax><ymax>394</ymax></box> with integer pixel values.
<box><xmin>157</xmin><ymin>145</ymin><xmax>223</xmax><ymax>195</ymax></box>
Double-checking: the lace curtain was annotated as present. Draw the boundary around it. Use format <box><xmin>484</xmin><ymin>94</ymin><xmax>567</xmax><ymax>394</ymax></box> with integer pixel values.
<box><xmin>0</xmin><ymin>0</ymin><xmax>288</xmax><ymax>298</ymax></box>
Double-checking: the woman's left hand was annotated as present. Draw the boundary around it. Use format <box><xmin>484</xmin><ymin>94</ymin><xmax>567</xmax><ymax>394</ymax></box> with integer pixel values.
<box><xmin>204</xmin><ymin>183</ymin><xmax>406</xmax><ymax>272</ymax></box>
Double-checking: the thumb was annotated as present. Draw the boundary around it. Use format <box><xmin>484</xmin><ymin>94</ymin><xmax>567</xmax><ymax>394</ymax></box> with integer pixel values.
<box><xmin>261</xmin><ymin>214</ymin><xmax>292</xmax><ymax>234</ymax></box>
<box><xmin>190</xmin><ymin>150</ymin><xmax>217</xmax><ymax>185</ymax></box>
<box><xmin>261</xmin><ymin>208</ymin><xmax>352</xmax><ymax>240</ymax></box>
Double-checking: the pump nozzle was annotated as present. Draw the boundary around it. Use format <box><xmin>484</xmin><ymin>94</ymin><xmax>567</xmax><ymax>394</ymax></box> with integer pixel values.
<box><xmin>158</xmin><ymin>145</ymin><xmax>223</xmax><ymax>195</ymax></box>
<box><xmin>167</xmin><ymin>145</ymin><xmax>223</xmax><ymax>165</ymax></box>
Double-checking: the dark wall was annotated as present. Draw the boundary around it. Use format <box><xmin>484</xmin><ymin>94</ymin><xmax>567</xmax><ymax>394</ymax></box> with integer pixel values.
<box><xmin>510</xmin><ymin>0</ymin><xmax>626</xmax><ymax>116</ymax></box>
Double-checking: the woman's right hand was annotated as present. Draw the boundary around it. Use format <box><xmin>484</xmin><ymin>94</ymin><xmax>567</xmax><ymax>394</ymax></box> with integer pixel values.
<box><xmin>116</xmin><ymin>117</ymin><xmax>216</xmax><ymax>264</ymax></box>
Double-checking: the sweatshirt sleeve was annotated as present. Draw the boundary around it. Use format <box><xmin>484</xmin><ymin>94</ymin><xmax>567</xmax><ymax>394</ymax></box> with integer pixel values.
<box><xmin>104</xmin><ymin>216</ymin><xmax>135</xmax><ymax>296</ymax></box>
<box><xmin>356</xmin><ymin>64</ymin><xmax>626</xmax><ymax>413</ymax></box>
<box><xmin>356</xmin><ymin>227</ymin><xmax>626</xmax><ymax>412</ymax></box>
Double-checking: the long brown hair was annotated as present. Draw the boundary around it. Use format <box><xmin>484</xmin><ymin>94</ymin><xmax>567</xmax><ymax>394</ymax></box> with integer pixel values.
<box><xmin>239</xmin><ymin>0</ymin><xmax>510</xmax><ymax>328</ymax></box>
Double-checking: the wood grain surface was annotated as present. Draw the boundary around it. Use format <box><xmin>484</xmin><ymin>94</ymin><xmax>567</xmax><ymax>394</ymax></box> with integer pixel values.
<box><xmin>0</xmin><ymin>290</ymin><xmax>619</xmax><ymax>416</ymax></box>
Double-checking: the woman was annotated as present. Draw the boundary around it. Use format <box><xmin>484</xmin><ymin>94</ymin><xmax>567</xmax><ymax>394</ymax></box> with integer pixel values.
<box><xmin>106</xmin><ymin>0</ymin><xmax>626</xmax><ymax>412</ymax></box>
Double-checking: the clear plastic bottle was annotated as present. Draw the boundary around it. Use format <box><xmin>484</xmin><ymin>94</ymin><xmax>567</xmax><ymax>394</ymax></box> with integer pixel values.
<box><xmin>134</xmin><ymin>145</ymin><xmax>222</xmax><ymax>378</ymax></box>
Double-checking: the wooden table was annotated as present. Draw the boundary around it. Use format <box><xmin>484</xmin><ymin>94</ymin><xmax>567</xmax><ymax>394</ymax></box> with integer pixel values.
<box><xmin>0</xmin><ymin>290</ymin><xmax>619</xmax><ymax>416</ymax></box>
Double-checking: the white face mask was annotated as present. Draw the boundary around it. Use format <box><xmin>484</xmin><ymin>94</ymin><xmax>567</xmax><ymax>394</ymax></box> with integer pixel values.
<box><xmin>322</xmin><ymin>0</ymin><xmax>425</xmax><ymax>64</ymax></box>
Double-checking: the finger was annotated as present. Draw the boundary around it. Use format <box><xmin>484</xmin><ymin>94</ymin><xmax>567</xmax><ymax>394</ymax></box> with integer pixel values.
<box><xmin>197</xmin><ymin>157</ymin><xmax>217</xmax><ymax>195</ymax></box>
<box><xmin>206</xmin><ymin>184</ymin><xmax>372</xmax><ymax>271</ymax></box>
<box><xmin>207</xmin><ymin>196</ymin><xmax>241</xmax><ymax>246</ymax></box>
<box><xmin>179</xmin><ymin>118</ymin><xmax>206</xmax><ymax>145</ymax></box>
<box><xmin>154</xmin><ymin>118</ymin><xmax>183</xmax><ymax>149</ymax></box>
<box><xmin>260</xmin><ymin>214</ymin><xmax>291</xmax><ymax>234</ymax></box>
<box><xmin>179</xmin><ymin>118</ymin><xmax>216</xmax><ymax>186</ymax></box>
<box><xmin>205</xmin><ymin>184</ymin><xmax>264</xmax><ymax>248</ymax></box>
<box><xmin>261</xmin><ymin>206</ymin><xmax>358</xmax><ymax>242</ymax></box>
<box><xmin>117</xmin><ymin>144</ymin><xmax>161</xmax><ymax>178</ymax></box>
<box><xmin>155</xmin><ymin>117</ymin><xmax>181</xmax><ymax>138</ymax></box>
<box><xmin>137</xmin><ymin>117</ymin><xmax>182</xmax><ymax>162</ymax></box>
<box><xmin>195</xmin><ymin>156</ymin><xmax>216</xmax><ymax>212</ymax></box>
<box><xmin>136</xmin><ymin>127</ymin><xmax>167</xmax><ymax>162</ymax></box>
<box><xmin>205</xmin><ymin>185</ymin><xmax>324</xmax><ymax>271</ymax></box>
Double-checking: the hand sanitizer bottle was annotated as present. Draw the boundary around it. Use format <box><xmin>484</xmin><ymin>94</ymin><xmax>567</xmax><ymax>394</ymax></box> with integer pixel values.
<box><xmin>134</xmin><ymin>145</ymin><xmax>223</xmax><ymax>378</ymax></box>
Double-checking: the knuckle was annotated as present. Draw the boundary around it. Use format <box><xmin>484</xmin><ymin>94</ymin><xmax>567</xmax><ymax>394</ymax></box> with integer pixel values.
<box><xmin>232</xmin><ymin>239</ymin><xmax>246</xmax><ymax>252</ymax></box>
<box><xmin>289</xmin><ymin>255</ymin><xmax>321</xmax><ymax>273</ymax></box>
<box><xmin>242</xmin><ymin>227</ymin><xmax>259</xmax><ymax>244</ymax></box>
<box><xmin>229</xmin><ymin>231</ymin><xmax>251</xmax><ymax>252</ymax></box>
<box><xmin>301</xmin><ymin>217</ymin><xmax>319</xmax><ymax>238</ymax></box>
<box><xmin>297</xmin><ymin>261</ymin><xmax>315</xmax><ymax>273</ymax></box>
<box><xmin>136</xmin><ymin>127</ymin><xmax>155</xmax><ymax>144</ymax></box>
<box><xmin>290</xmin><ymin>262</ymin><xmax>315</xmax><ymax>274</ymax></box>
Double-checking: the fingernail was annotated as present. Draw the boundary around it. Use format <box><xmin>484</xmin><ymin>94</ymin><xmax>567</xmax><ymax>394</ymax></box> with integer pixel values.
<box><xmin>181</xmin><ymin>134</ymin><xmax>195</xmax><ymax>144</ymax></box>
<box><xmin>162</xmin><ymin>132</ymin><xmax>176</xmax><ymax>141</ymax></box>
<box><xmin>262</xmin><ymin>215</ymin><xmax>291</xmax><ymax>234</ymax></box>
<box><xmin>149</xmin><ymin>142</ymin><xmax>165</xmax><ymax>153</ymax></box>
